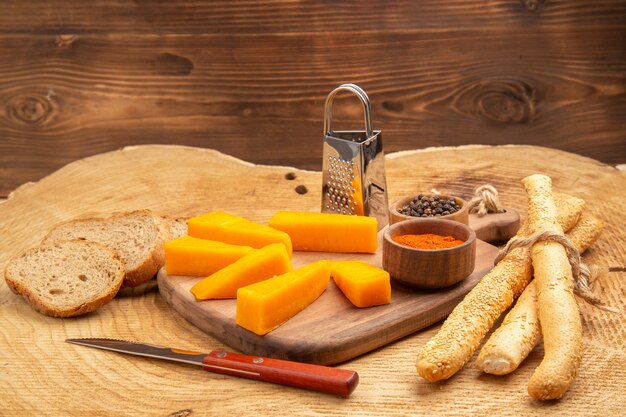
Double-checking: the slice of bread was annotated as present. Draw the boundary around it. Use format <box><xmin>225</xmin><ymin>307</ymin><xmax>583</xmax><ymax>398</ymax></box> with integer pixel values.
<box><xmin>4</xmin><ymin>240</ymin><xmax>125</xmax><ymax>317</ymax></box>
<box><xmin>42</xmin><ymin>210</ymin><xmax>170</xmax><ymax>288</ymax></box>
<box><xmin>164</xmin><ymin>216</ymin><xmax>188</xmax><ymax>240</ymax></box>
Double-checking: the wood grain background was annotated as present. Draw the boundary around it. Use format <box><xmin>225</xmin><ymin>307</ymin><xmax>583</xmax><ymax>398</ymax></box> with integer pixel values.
<box><xmin>1</xmin><ymin>0</ymin><xmax>625</xmax><ymax>197</ymax></box>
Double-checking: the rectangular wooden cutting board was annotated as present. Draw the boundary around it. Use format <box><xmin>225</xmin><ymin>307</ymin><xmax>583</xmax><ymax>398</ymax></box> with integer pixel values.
<box><xmin>158</xmin><ymin>235</ymin><xmax>499</xmax><ymax>365</ymax></box>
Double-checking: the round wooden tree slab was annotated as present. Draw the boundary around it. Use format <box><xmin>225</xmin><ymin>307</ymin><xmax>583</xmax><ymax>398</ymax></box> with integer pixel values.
<box><xmin>0</xmin><ymin>144</ymin><xmax>624</xmax><ymax>416</ymax></box>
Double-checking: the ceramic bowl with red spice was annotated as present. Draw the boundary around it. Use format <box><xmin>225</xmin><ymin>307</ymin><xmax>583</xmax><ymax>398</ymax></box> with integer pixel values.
<box><xmin>382</xmin><ymin>218</ymin><xmax>476</xmax><ymax>289</ymax></box>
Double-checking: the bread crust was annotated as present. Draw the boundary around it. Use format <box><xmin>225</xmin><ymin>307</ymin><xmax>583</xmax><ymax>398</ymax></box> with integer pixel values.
<box><xmin>121</xmin><ymin>212</ymin><xmax>170</xmax><ymax>288</ymax></box>
<box><xmin>475</xmin><ymin>279</ymin><xmax>541</xmax><ymax>375</ymax></box>
<box><xmin>42</xmin><ymin>209</ymin><xmax>170</xmax><ymax>288</ymax></box>
<box><xmin>476</xmin><ymin>212</ymin><xmax>603</xmax><ymax>376</ymax></box>
<box><xmin>415</xmin><ymin>193</ymin><xmax>585</xmax><ymax>382</ymax></box>
<box><xmin>522</xmin><ymin>174</ymin><xmax>582</xmax><ymax>400</ymax></box>
<box><xmin>4</xmin><ymin>240</ymin><xmax>125</xmax><ymax>317</ymax></box>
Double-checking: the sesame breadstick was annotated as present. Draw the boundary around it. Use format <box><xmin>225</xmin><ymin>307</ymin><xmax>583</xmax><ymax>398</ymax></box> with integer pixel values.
<box><xmin>522</xmin><ymin>174</ymin><xmax>582</xmax><ymax>400</ymax></box>
<box><xmin>475</xmin><ymin>212</ymin><xmax>603</xmax><ymax>375</ymax></box>
<box><xmin>415</xmin><ymin>193</ymin><xmax>585</xmax><ymax>382</ymax></box>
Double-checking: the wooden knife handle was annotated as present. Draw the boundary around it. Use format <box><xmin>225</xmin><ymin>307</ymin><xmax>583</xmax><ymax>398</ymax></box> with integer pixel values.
<box><xmin>202</xmin><ymin>351</ymin><xmax>359</xmax><ymax>396</ymax></box>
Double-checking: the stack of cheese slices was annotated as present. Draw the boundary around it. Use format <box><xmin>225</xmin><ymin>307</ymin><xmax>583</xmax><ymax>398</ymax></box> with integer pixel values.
<box><xmin>164</xmin><ymin>210</ymin><xmax>391</xmax><ymax>336</ymax></box>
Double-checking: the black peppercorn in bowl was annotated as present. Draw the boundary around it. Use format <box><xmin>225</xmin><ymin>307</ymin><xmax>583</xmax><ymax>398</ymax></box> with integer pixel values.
<box><xmin>389</xmin><ymin>194</ymin><xmax>469</xmax><ymax>225</ymax></box>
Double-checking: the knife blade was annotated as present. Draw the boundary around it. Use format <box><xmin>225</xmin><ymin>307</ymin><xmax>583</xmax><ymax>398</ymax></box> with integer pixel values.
<box><xmin>66</xmin><ymin>338</ymin><xmax>358</xmax><ymax>396</ymax></box>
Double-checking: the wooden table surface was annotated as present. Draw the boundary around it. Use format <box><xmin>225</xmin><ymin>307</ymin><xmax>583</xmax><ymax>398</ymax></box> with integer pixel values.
<box><xmin>0</xmin><ymin>145</ymin><xmax>624</xmax><ymax>416</ymax></box>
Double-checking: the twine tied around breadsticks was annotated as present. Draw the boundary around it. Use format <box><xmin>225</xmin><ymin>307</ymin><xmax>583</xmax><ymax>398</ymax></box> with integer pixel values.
<box><xmin>466</xmin><ymin>184</ymin><xmax>506</xmax><ymax>216</ymax></box>
<box><xmin>495</xmin><ymin>231</ymin><xmax>619</xmax><ymax>313</ymax></box>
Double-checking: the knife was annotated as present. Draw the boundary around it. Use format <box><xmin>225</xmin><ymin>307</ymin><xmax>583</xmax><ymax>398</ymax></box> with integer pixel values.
<box><xmin>66</xmin><ymin>338</ymin><xmax>359</xmax><ymax>396</ymax></box>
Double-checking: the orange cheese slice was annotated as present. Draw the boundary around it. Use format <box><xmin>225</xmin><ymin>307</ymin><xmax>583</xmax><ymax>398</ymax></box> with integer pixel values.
<box><xmin>329</xmin><ymin>261</ymin><xmax>391</xmax><ymax>308</ymax></box>
<box><xmin>164</xmin><ymin>236</ymin><xmax>253</xmax><ymax>277</ymax></box>
<box><xmin>188</xmin><ymin>211</ymin><xmax>292</xmax><ymax>256</ymax></box>
<box><xmin>268</xmin><ymin>211</ymin><xmax>378</xmax><ymax>253</ymax></box>
<box><xmin>190</xmin><ymin>243</ymin><xmax>293</xmax><ymax>300</ymax></box>
<box><xmin>236</xmin><ymin>260</ymin><xmax>330</xmax><ymax>335</ymax></box>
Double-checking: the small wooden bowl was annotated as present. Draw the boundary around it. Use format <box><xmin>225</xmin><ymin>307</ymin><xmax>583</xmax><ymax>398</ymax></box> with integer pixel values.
<box><xmin>389</xmin><ymin>195</ymin><xmax>469</xmax><ymax>225</ymax></box>
<box><xmin>382</xmin><ymin>218</ymin><xmax>476</xmax><ymax>289</ymax></box>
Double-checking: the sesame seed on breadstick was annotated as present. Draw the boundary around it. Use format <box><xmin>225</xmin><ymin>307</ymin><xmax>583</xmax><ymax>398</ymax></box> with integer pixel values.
<box><xmin>522</xmin><ymin>174</ymin><xmax>582</xmax><ymax>400</ymax></box>
<box><xmin>475</xmin><ymin>278</ymin><xmax>540</xmax><ymax>376</ymax></box>
<box><xmin>416</xmin><ymin>193</ymin><xmax>585</xmax><ymax>382</ymax></box>
<box><xmin>476</xmin><ymin>212</ymin><xmax>603</xmax><ymax>376</ymax></box>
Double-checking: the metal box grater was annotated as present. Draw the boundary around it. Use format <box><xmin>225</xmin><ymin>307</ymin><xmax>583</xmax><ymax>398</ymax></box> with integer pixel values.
<box><xmin>321</xmin><ymin>84</ymin><xmax>389</xmax><ymax>230</ymax></box>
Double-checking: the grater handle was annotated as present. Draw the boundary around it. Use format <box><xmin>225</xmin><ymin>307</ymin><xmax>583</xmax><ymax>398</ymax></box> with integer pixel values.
<box><xmin>324</xmin><ymin>84</ymin><xmax>373</xmax><ymax>138</ymax></box>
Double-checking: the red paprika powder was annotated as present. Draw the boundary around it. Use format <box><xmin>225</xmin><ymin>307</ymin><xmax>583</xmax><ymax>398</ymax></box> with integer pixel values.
<box><xmin>393</xmin><ymin>233</ymin><xmax>464</xmax><ymax>250</ymax></box>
